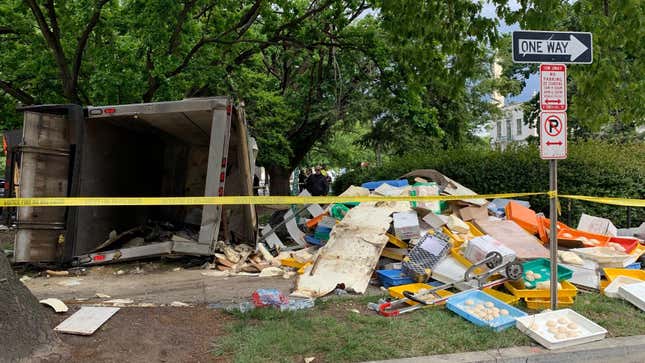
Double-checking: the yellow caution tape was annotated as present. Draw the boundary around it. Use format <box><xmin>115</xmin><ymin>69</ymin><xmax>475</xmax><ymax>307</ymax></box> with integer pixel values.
<box><xmin>0</xmin><ymin>192</ymin><xmax>546</xmax><ymax>207</ymax></box>
<box><xmin>559</xmin><ymin>195</ymin><xmax>645</xmax><ymax>208</ymax></box>
<box><xmin>0</xmin><ymin>192</ymin><xmax>641</xmax><ymax>207</ymax></box>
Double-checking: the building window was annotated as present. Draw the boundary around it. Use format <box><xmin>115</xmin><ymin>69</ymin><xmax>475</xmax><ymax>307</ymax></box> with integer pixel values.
<box><xmin>506</xmin><ymin>120</ymin><xmax>512</xmax><ymax>139</ymax></box>
<box><xmin>516</xmin><ymin>118</ymin><xmax>522</xmax><ymax>135</ymax></box>
<box><xmin>496</xmin><ymin>122</ymin><xmax>502</xmax><ymax>139</ymax></box>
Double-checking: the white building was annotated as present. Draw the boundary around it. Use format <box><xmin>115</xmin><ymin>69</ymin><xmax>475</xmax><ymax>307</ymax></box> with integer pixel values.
<box><xmin>489</xmin><ymin>103</ymin><xmax>538</xmax><ymax>148</ymax></box>
<box><xmin>487</xmin><ymin>60</ymin><xmax>537</xmax><ymax>148</ymax></box>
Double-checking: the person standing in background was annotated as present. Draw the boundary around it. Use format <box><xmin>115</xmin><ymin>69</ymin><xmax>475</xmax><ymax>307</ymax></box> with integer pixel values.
<box><xmin>305</xmin><ymin>166</ymin><xmax>329</xmax><ymax>196</ymax></box>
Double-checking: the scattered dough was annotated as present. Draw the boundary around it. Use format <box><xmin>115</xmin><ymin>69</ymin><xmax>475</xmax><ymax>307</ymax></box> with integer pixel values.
<box><xmin>558</xmin><ymin>317</ymin><xmax>569</xmax><ymax>324</ymax></box>
<box><xmin>475</xmin><ymin>304</ymin><xmax>484</xmax><ymax>310</ymax></box>
<box><xmin>534</xmin><ymin>273</ymin><xmax>542</xmax><ymax>279</ymax></box>
<box><xmin>555</xmin><ymin>333</ymin><xmax>567</xmax><ymax>340</ymax></box>
<box><xmin>566</xmin><ymin>331</ymin><xmax>579</xmax><ymax>338</ymax></box>
<box><xmin>500</xmin><ymin>309</ymin><xmax>509</xmax><ymax>316</ymax></box>
<box><xmin>465</xmin><ymin>299</ymin><xmax>475</xmax><ymax>306</ymax></box>
<box><xmin>558</xmin><ymin>326</ymin><xmax>568</xmax><ymax>333</ymax></box>
<box><xmin>548</xmin><ymin>327</ymin><xmax>558</xmax><ymax>333</ymax></box>
<box><xmin>562</xmin><ymin>232</ymin><xmax>573</xmax><ymax>238</ymax></box>
<box><xmin>485</xmin><ymin>302</ymin><xmax>494</xmax><ymax>308</ymax></box>
<box><xmin>526</xmin><ymin>275</ymin><xmax>535</xmax><ymax>282</ymax></box>
<box><xmin>567</xmin><ymin>323</ymin><xmax>578</xmax><ymax>330</ymax></box>
<box><xmin>546</xmin><ymin>320</ymin><xmax>557</xmax><ymax>327</ymax></box>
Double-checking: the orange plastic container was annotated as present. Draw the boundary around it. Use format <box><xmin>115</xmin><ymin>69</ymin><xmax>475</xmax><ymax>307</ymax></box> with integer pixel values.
<box><xmin>557</xmin><ymin>227</ymin><xmax>611</xmax><ymax>248</ymax></box>
<box><xmin>537</xmin><ymin>216</ymin><xmax>569</xmax><ymax>244</ymax></box>
<box><xmin>506</xmin><ymin>201</ymin><xmax>538</xmax><ymax>235</ymax></box>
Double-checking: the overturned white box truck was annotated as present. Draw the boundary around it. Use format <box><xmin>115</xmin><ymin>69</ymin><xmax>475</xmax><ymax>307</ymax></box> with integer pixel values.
<box><xmin>14</xmin><ymin>97</ymin><xmax>257</xmax><ymax>265</ymax></box>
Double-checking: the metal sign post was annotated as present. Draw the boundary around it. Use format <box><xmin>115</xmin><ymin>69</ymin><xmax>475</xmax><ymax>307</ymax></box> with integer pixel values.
<box><xmin>549</xmin><ymin>160</ymin><xmax>558</xmax><ymax>310</ymax></box>
<box><xmin>513</xmin><ymin>30</ymin><xmax>593</xmax><ymax>310</ymax></box>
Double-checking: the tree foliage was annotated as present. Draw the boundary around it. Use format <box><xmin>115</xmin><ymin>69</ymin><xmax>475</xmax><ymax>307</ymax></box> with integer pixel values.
<box><xmin>0</xmin><ymin>0</ymin><xmax>643</xmax><ymax>193</ymax></box>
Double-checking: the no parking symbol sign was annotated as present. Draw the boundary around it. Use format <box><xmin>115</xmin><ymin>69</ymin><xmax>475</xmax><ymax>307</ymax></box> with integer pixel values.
<box><xmin>540</xmin><ymin>112</ymin><xmax>567</xmax><ymax>159</ymax></box>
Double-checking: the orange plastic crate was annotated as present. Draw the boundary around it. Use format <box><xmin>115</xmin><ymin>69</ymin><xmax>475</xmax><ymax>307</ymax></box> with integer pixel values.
<box><xmin>506</xmin><ymin>201</ymin><xmax>538</xmax><ymax>235</ymax></box>
<box><xmin>557</xmin><ymin>227</ymin><xmax>611</xmax><ymax>248</ymax></box>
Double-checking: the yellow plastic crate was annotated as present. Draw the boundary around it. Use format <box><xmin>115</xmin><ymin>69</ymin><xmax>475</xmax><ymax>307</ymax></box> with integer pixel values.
<box><xmin>603</xmin><ymin>268</ymin><xmax>645</xmax><ymax>283</ymax></box>
<box><xmin>599</xmin><ymin>279</ymin><xmax>610</xmax><ymax>293</ymax></box>
<box><xmin>385</xmin><ymin>233</ymin><xmax>409</xmax><ymax>249</ymax></box>
<box><xmin>525</xmin><ymin>296</ymin><xmax>575</xmax><ymax>310</ymax></box>
<box><xmin>281</xmin><ymin>257</ymin><xmax>305</xmax><ymax>269</ymax></box>
<box><xmin>388</xmin><ymin>283</ymin><xmax>453</xmax><ymax>306</ymax></box>
<box><xmin>504</xmin><ymin>280</ymin><xmax>578</xmax><ymax>298</ymax></box>
<box><xmin>450</xmin><ymin>247</ymin><xmax>485</xmax><ymax>275</ymax></box>
<box><xmin>443</xmin><ymin>222</ymin><xmax>484</xmax><ymax>248</ymax></box>
<box><xmin>483</xmin><ymin>287</ymin><xmax>520</xmax><ymax>305</ymax></box>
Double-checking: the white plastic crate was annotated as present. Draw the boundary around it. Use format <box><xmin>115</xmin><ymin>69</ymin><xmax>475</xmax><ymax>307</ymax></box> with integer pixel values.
<box><xmin>604</xmin><ymin>276</ymin><xmax>642</xmax><ymax>299</ymax></box>
<box><xmin>618</xmin><ymin>281</ymin><xmax>645</xmax><ymax>312</ymax></box>
<box><xmin>515</xmin><ymin>309</ymin><xmax>607</xmax><ymax>350</ymax></box>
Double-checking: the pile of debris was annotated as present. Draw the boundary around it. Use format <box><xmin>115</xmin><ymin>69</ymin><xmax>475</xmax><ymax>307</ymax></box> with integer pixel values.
<box><xmin>252</xmin><ymin>169</ymin><xmax>644</xmax><ymax>350</ymax></box>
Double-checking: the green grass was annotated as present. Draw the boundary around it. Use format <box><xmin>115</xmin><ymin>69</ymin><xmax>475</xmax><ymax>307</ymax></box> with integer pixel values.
<box><xmin>210</xmin><ymin>293</ymin><xmax>645</xmax><ymax>362</ymax></box>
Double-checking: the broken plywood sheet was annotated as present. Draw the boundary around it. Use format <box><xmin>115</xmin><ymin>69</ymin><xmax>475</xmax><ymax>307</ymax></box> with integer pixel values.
<box><xmin>54</xmin><ymin>307</ymin><xmax>120</xmax><ymax>335</ymax></box>
<box><xmin>293</xmin><ymin>202</ymin><xmax>405</xmax><ymax>298</ymax></box>
<box><xmin>474</xmin><ymin>219</ymin><xmax>549</xmax><ymax>259</ymax></box>
<box><xmin>399</xmin><ymin>169</ymin><xmax>487</xmax><ymax>206</ymax></box>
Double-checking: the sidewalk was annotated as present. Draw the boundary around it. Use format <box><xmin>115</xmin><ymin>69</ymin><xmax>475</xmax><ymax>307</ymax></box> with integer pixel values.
<box><xmin>365</xmin><ymin>335</ymin><xmax>645</xmax><ymax>363</ymax></box>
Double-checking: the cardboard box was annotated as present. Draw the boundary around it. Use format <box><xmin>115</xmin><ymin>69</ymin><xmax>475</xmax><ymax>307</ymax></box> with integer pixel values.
<box><xmin>459</xmin><ymin>205</ymin><xmax>489</xmax><ymax>222</ymax></box>
<box><xmin>393</xmin><ymin>211</ymin><xmax>420</xmax><ymax>240</ymax></box>
<box><xmin>578</xmin><ymin>213</ymin><xmax>618</xmax><ymax>237</ymax></box>
<box><xmin>410</xmin><ymin>182</ymin><xmax>440</xmax><ymax>213</ymax></box>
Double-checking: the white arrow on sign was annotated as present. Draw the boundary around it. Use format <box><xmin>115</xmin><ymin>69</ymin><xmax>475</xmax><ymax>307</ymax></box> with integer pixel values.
<box><xmin>518</xmin><ymin>35</ymin><xmax>588</xmax><ymax>61</ymax></box>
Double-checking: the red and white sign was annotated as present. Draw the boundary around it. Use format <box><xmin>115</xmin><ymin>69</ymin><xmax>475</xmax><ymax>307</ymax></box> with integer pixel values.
<box><xmin>540</xmin><ymin>112</ymin><xmax>567</xmax><ymax>159</ymax></box>
<box><xmin>540</xmin><ymin>64</ymin><xmax>567</xmax><ymax>111</ymax></box>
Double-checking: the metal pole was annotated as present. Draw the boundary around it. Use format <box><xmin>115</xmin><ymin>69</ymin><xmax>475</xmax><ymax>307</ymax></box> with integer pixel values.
<box><xmin>549</xmin><ymin>160</ymin><xmax>558</xmax><ymax>310</ymax></box>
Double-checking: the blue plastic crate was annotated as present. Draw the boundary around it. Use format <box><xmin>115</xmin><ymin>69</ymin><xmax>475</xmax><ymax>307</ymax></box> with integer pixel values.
<box><xmin>305</xmin><ymin>235</ymin><xmax>324</xmax><ymax>246</ymax></box>
<box><xmin>376</xmin><ymin>269</ymin><xmax>415</xmax><ymax>288</ymax></box>
<box><xmin>361</xmin><ymin>179</ymin><xmax>409</xmax><ymax>191</ymax></box>
<box><xmin>315</xmin><ymin>225</ymin><xmax>332</xmax><ymax>234</ymax></box>
<box><xmin>446</xmin><ymin>290</ymin><xmax>527</xmax><ymax>332</ymax></box>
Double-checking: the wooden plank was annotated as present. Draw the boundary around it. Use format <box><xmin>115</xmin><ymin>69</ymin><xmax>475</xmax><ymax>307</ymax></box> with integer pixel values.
<box><xmin>293</xmin><ymin>202</ymin><xmax>410</xmax><ymax>298</ymax></box>
<box><xmin>474</xmin><ymin>219</ymin><xmax>549</xmax><ymax>260</ymax></box>
<box><xmin>54</xmin><ymin>307</ymin><xmax>119</xmax><ymax>335</ymax></box>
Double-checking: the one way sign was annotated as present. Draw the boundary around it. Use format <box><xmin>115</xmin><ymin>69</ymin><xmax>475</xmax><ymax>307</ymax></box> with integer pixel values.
<box><xmin>512</xmin><ymin>30</ymin><xmax>592</xmax><ymax>64</ymax></box>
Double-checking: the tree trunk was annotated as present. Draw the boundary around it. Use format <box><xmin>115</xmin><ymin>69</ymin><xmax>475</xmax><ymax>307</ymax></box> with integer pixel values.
<box><xmin>0</xmin><ymin>252</ymin><xmax>58</xmax><ymax>362</ymax></box>
<box><xmin>267</xmin><ymin>165</ymin><xmax>293</xmax><ymax>196</ymax></box>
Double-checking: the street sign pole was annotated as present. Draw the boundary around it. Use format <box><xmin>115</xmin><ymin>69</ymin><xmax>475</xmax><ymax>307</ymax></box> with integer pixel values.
<box><xmin>512</xmin><ymin>30</ymin><xmax>592</xmax><ymax>311</ymax></box>
<box><xmin>549</xmin><ymin>160</ymin><xmax>558</xmax><ymax>310</ymax></box>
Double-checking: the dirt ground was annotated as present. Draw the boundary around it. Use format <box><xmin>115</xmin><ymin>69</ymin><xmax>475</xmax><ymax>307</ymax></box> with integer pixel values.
<box><xmin>34</xmin><ymin>305</ymin><xmax>231</xmax><ymax>363</ymax></box>
<box><xmin>24</xmin><ymin>262</ymin><xmax>295</xmax><ymax>305</ymax></box>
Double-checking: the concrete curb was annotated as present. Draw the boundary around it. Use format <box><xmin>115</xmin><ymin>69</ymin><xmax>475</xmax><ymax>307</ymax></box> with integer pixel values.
<box><xmin>364</xmin><ymin>335</ymin><xmax>645</xmax><ymax>363</ymax></box>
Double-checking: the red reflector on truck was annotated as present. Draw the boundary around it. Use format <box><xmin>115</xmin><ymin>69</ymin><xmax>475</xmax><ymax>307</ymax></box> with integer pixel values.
<box><xmin>218</xmin><ymin>187</ymin><xmax>224</xmax><ymax>196</ymax></box>
<box><xmin>93</xmin><ymin>255</ymin><xmax>106</xmax><ymax>262</ymax></box>
<box><xmin>104</xmin><ymin>108</ymin><xmax>116</xmax><ymax>114</ymax></box>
